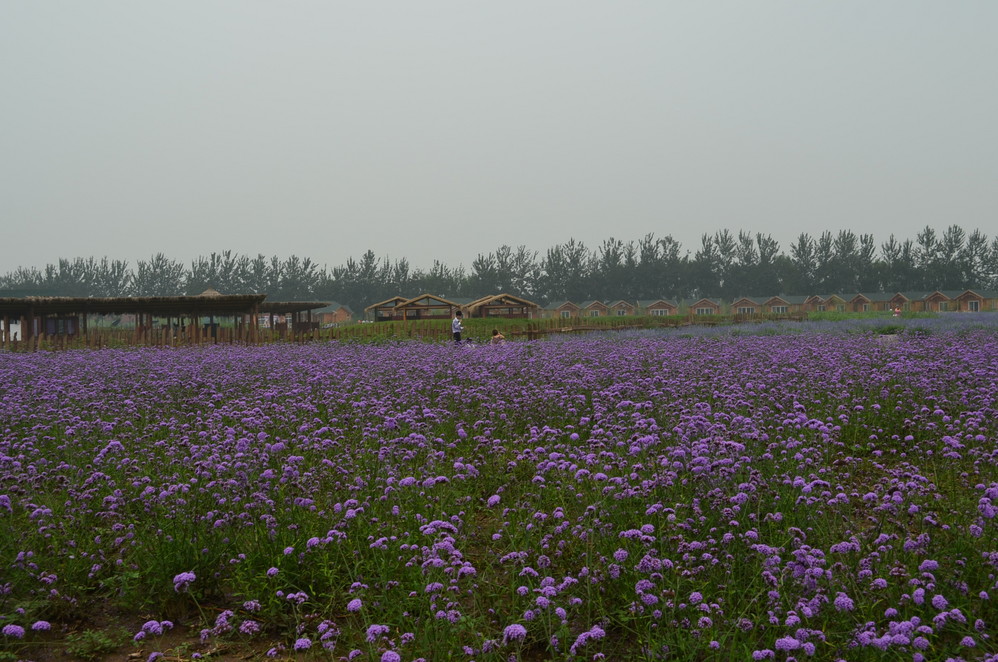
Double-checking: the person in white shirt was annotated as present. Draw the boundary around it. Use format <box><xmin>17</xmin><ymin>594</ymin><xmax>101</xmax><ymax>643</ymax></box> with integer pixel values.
<box><xmin>451</xmin><ymin>310</ymin><xmax>464</xmax><ymax>344</ymax></box>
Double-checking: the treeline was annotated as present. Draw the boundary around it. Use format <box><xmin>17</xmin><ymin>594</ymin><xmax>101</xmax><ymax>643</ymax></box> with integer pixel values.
<box><xmin>2</xmin><ymin>225</ymin><xmax>996</xmax><ymax>314</ymax></box>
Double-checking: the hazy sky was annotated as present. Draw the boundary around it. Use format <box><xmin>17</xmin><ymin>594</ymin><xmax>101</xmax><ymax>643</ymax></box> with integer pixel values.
<box><xmin>2</xmin><ymin>2</ymin><xmax>996</xmax><ymax>273</ymax></box>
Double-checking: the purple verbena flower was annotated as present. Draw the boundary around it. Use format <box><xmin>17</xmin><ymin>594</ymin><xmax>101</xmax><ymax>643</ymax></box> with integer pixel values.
<box><xmin>3</xmin><ymin>624</ymin><xmax>25</xmax><ymax>639</ymax></box>
<box><xmin>833</xmin><ymin>592</ymin><xmax>854</xmax><ymax>612</ymax></box>
<box><xmin>503</xmin><ymin>623</ymin><xmax>527</xmax><ymax>643</ymax></box>
<box><xmin>173</xmin><ymin>571</ymin><xmax>196</xmax><ymax>592</ymax></box>
<box><xmin>366</xmin><ymin>624</ymin><xmax>390</xmax><ymax>642</ymax></box>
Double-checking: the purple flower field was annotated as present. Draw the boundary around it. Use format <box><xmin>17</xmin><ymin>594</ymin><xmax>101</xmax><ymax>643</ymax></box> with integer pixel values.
<box><xmin>1</xmin><ymin>327</ymin><xmax>997</xmax><ymax>660</ymax></box>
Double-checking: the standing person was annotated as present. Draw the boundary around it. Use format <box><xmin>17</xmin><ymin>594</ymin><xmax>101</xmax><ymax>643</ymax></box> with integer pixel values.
<box><xmin>452</xmin><ymin>310</ymin><xmax>464</xmax><ymax>344</ymax></box>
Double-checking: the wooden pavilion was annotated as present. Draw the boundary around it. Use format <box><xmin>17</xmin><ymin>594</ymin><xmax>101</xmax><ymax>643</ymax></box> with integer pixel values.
<box><xmin>0</xmin><ymin>292</ymin><xmax>265</xmax><ymax>345</ymax></box>
<box><xmin>465</xmin><ymin>293</ymin><xmax>540</xmax><ymax>319</ymax></box>
<box><xmin>0</xmin><ymin>291</ymin><xmax>332</xmax><ymax>349</ymax></box>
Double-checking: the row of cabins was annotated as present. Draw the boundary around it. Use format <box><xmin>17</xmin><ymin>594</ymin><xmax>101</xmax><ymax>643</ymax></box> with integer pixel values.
<box><xmin>722</xmin><ymin>289</ymin><xmax>998</xmax><ymax>315</ymax></box>
<box><xmin>551</xmin><ymin>289</ymin><xmax>998</xmax><ymax>317</ymax></box>
<box><xmin>365</xmin><ymin>294</ymin><xmax>538</xmax><ymax>321</ymax></box>
<box><xmin>364</xmin><ymin>289</ymin><xmax>998</xmax><ymax>321</ymax></box>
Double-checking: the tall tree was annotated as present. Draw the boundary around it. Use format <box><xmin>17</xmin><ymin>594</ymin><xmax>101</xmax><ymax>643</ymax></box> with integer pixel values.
<box><xmin>915</xmin><ymin>226</ymin><xmax>940</xmax><ymax>289</ymax></box>
<box><xmin>959</xmin><ymin>230</ymin><xmax>990</xmax><ymax>288</ymax></box>
<box><xmin>85</xmin><ymin>257</ymin><xmax>131</xmax><ymax>297</ymax></box>
<box><xmin>470</xmin><ymin>252</ymin><xmax>499</xmax><ymax>294</ymax></box>
<box><xmin>593</xmin><ymin>238</ymin><xmax>627</xmax><ymax>301</ymax></box>
<box><xmin>727</xmin><ymin>231</ymin><xmax>760</xmax><ymax>296</ymax></box>
<box><xmin>788</xmin><ymin>233</ymin><xmax>817</xmax><ymax>292</ymax></box>
<box><xmin>276</xmin><ymin>255</ymin><xmax>322</xmax><ymax>300</ymax></box>
<box><xmin>0</xmin><ymin>266</ymin><xmax>45</xmax><ymax>292</ymax></box>
<box><xmin>714</xmin><ymin>230</ymin><xmax>737</xmax><ymax>295</ymax></box>
<box><xmin>855</xmin><ymin>234</ymin><xmax>879</xmax><ymax>291</ymax></box>
<box><xmin>829</xmin><ymin>230</ymin><xmax>860</xmax><ymax>293</ymax></box>
<box><xmin>241</xmin><ymin>254</ymin><xmax>280</xmax><ymax>296</ymax></box>
<box><xmin>691</xmin><ymin>233</ymin><xmax>722</xmax><ymax>299</ymax></box>
<box><xmin>986</xmin><ymin>237</ymin><xmax>998</xmax><ymax>289</ymax></box>
<box><xmin>813</xmin><ymin>232</ymin><xmax>835</xmax><ymax>293</ymax></box>
<box><xmin>755</xmin><ymin>233</ymin><xmax>782</xmax><ymax>295</ymax></box>
<box><xmin>186</xmin><ymin>251</ymin><xmax>249</xmax><ymax>294</ymax></box>
<box><xmin>131</xmin><ymin>254</ymin><xmax>186</xmax><ymax>296</ymax></box>
<box><xmin>879</xmin><ymin>235</ymin><xmax>905</xmax><ymax>292</ymax></box>
<box><xmin>413</xmin><ymin>260</ymin><xmax>467</xmax><ymax>298</ymax></box>
<box><xmin>504</xmin><ymin>245</ymin><xmax>540</xmax><ymax>298</ymax></box>
<box><xmin>936</xmin><ymin>225</ymin><xmax>966</xmax><ymax>288</ymax></box>
<box><xmin>538</xmin><ymin>239</ymin><xmax>592</xmax><ymax>302</ymax></box>
<box><xmin>42</xmin><ymin>258</ymin><xmax>95</xmax><ymax>296</ymax></box>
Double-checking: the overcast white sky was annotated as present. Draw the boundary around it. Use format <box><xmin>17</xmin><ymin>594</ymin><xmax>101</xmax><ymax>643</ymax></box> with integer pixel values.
<box><xmin>2</xmin><ymin>2</ymin><xmax>996</xmax><ymax>273</ymax></box>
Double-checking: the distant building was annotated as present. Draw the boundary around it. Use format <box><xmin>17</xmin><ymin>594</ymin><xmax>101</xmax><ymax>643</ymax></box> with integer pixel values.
<box><xmin>314</xmin><ymin>302</ymin><xmax>353</xmax><ymax>326</ymax></box>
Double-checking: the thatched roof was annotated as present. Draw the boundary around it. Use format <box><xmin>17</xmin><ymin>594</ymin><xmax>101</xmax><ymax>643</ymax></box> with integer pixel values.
<box><xmin>0</xmin><ymin>294</ymin><xmax>266</xmax><ymax>318</ymax></box>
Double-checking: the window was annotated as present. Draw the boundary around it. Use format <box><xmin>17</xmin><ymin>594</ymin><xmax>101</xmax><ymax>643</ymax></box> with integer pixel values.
<box><xmin>737</xmin><ymin>307</ymin><xmax>755</xmax><ymax>315</ymax></box>
<box><xmin>939</xmin><ymin>302</ymin><xmax>948</xmax><ymax>311</ymax></box>
<box><xmin>862</xmin><ymin>304</ymin><xmax>869</xmax><ymax>312</ymax></box>
<box><xmin>560</xmin><ymin>310</ymin><xmax>572</xmax><ymax>318</ymax></box>
<box><xmin>969</xmin><ymin>300</ymin><xmax>980</xmax><ymax>312</ymax></box>
<box><xmin>695</xmin><ymin>307</ymin><xmax>714</xmax><ymax>315</ymax></box>
<box><xmin>772</xmin><ymin>306</ymin><xmax>788</xmax><ymax>314</ymax></box>
<box><xmin>650</xmin><ymin>308</ymin><xmax>667</xmax><ymax>316</ymax></box>
<box><xmin>616</xmin><ymin>309</ymin><xmax>627</xmax><ymax>316</ymax></box>
<box><xmin>589</xmin><ymin>310</ymin><xmax>601</xmax><ymax>317</ymax></box>
<box><xmin>817</xmin><ymin>305</ymin><xmax>826</xmax><ymax>312</ymax></box>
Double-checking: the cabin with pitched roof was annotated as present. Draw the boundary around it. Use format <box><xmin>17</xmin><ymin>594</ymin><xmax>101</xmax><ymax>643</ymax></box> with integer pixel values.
<box><xmin>608</xmin><ymin>300</ymin><xmax>636</xmax><ymax>317</ymax></box>
<box><xmin>395</xmin><ymin>294</ymin><xmax>466</xmax><ymax>321</ymax></box>
<box><xmin>847</xmin><ymin>292</ymin><xmax>892</xmax><ymax>313</ymax></box>
<box><xmin>548</xmin><ymin>301</ymin><xmax>581</xmax><ymax>319</ymax></box>
<box><xmin>953</xmin><ymin>289</ymin><xmax>998</xmax><ymax>312</ymax></box>
<box><xmin>732</xmin><ymin>297</ymin><xmax>764</xmax><ymax>315</ymax></box>
<box><xmin>821</xmin><ymin>295</ymin><xmax>848</xmax><ymax>312</ymax></box>
<box><xmin>365</xmin><ymin>295</ymin><xmax>415</xmax><ymax>322</ymax></box>
<box><xmin>638</xmin><ymin>299</ymin><xmax>679</xmax><ymax>316</ymax></box>
<box><xmin>765</xmin><ymin>295</ymin><xmax>809</xmax><ymax>314</ymax></box>
<box><xmin>465</xmin><ymin>293</ymin><xmax>540</xmax><ymax>319</ymax></box>
<box><xmin>920</xmin><ymin>290</ymin><xmax>955</xmax><ymax>313</ymax></box>
<box><xmin>802</xmin><ymin>295</ymin><xmax>825</xmax><ymax>312</ymax></box>
<box><xmin>579</xmin><ymin>301</ymin><xmax>610</xmax><ymax>318</ymax></box>
<box><xmin>888</xmin><ymin>292</ymin><xmax>922</xmax><ymax>312</ymax></box>
<box><xmin>688</xmin><ymin>298</ymin><xmax>722</xmax><ymax>316</ymax></box>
